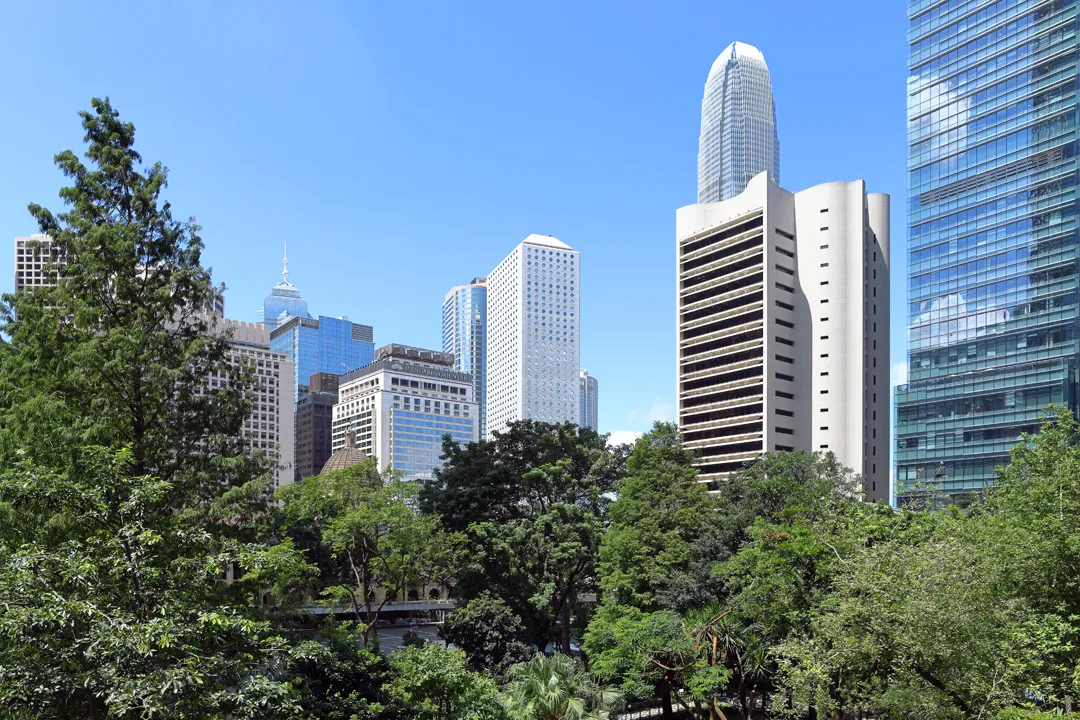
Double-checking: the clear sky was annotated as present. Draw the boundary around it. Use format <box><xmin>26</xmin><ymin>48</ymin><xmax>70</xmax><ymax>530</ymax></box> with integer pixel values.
<box><xmin>0</xmin><ymin>0</ymin><xmax>910</xmax><ymax>441</ymax></box>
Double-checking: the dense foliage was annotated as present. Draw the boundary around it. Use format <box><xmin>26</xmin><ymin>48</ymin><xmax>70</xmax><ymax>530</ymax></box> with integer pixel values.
<box><xmin>1</xmin><ymin>99</ymin><xmax>1078</xmax><ymax>719</ymax></box>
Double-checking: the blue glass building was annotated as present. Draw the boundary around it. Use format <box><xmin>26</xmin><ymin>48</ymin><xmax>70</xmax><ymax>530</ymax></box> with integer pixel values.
<box><xmin>697</xmin><ymin>41</ymin><xmax>780</xmax><ymax>203</ymax></box>
<box><xmin>271</xmin><ymin>315</ymin><xmax>375</xmax><ymax>402</ymax></box>
<box><xmin>895</xmin><ymin>0</ymin><xmax>1080</xmax><ymax>504</ymax></box>
<box><xmin>257</xmin><ymin>247</ymin><xmax>311</xmax><ymax>330</ymax></box>
<box><xmin>442</xmin><ymin>278</ymin><xmax>488</xmax><ymax>438</ymax></box>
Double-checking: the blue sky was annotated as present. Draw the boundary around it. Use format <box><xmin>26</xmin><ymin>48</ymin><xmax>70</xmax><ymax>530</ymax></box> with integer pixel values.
<box><xmin>0</xmin><ymin>0</ymin><xmax>909</xmax><ymax>439</ymax></box>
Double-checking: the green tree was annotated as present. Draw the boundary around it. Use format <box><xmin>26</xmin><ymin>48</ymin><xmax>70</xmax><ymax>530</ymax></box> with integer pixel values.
<box><xmin>598</xmin><ymin>422</ymin><xmax>715</xmax><ymax>610</ymax></box>
<box><xmin>440</xmin><ymin>592</ymin><xmax>532</xmax><ymax>676</ymax></box>
<box><xmin>427</xmin><ymin>421</ymin><xmax>625</xmax><ymax>654</ymax></box>
<box><xmin>386</xmin><ymin>644</ymin><xmax>507</xmax><ymax>720</ymax></box>
<box><xmin>0</xmin><ymin>448</ymin><xmax>312</xmax><ymax>718</ymax></box>
<box><xmin>0</xmin><ymin>99</ymin><xmax>314</xmax><ymax>717</ymax></box>
<box><xmin>501</xmin><ymin>654</ymin><xmax>624</xmax><ymax>720</ymax></box>
<box><xmin>277</xmin><ymin>460</ymin><xmax>442</xmax><ymax>643</ymax></box>
<box><xmin>0</xmin><ymin>97</ymin><xmax>262</xmax><ymax>509</ymax></box>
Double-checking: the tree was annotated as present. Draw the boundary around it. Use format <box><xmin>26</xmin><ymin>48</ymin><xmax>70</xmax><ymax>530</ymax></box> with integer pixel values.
<box><xmin>421</xmin><ymin>421</ymin><xmax>622</xmax><ymax>532</ymax></box>
<box><xmin>427</xmin><ymin>421</ymin><xmax>625</xmax><ymax>653</ymax></box>
<box><xmin>277</xmin><ymin>460</ymin><xmax>442</xmax><ymax>643</ymax></box>
<box><xmin>386</xmin><ymin>644</ymin><xmax>507</xmax><ymax>720</ymax></box>
<box><xmin>0</xmin><ymin>448</ymin><xmax>313</xmax><ymax>718</ymax></box>
<box><xmin>0</xmin><ymin>99</ymin><xmax>314</xmax><ymax>717</ymax></box>
<box><xmin>598</xmin><ymin>422</ymin><xmax>716</xmax><ymax>610</ymax></box>
<box><xmin>440</xmin><ymin>592</ymin><xmax>532</xmax><ymax>676</ymax></box>
<box><xmin>282</xmin><ymin>620</ymin><xmax>400</xmax><ymax>720</ymax></box>
<box><xmin>501</xmin><ymin>654</ymin><xmax>625</xmax><ymax>720</ymax></box>
<box><xmin>0</xmin><ymin>97</ymin><xmax>263</xmax><ymax>510</ymax></box>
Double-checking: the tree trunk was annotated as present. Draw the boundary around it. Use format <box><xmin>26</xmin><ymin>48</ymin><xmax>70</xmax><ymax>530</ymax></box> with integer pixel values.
<box><xmin>659</xmin><ymin>679</ymin><xmax>674</xmax><ymax>720</ymax></box>
<box><xmin>559</xmin><ymin>598</ymin><xmax>572</xmax><ymax>654</ymax></box>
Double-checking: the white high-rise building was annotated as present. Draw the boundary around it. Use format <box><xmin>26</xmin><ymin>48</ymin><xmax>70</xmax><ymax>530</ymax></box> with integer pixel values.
<box><xmin>486</xmin><ymin>235</ymin><xmax>581</xmax><ymax>438</ymax></box>
<box><xmin>579</xmin><ymin>370</ymin><xmax>598</xmax><ymax>431</ymax></box>
<box><xmin>697</xmin><ymin>42</ymin><xmax>780</xmax><ymax>204</ymax></box>
<box><xmin>14</xmin><ymin>235</ymin><xmax>64</xmax><ymax>291</ymax></box>
<box><xmin>676</xmin><ymin>172</ymin><xmax>889</xmax><ymax>500</ymax></box>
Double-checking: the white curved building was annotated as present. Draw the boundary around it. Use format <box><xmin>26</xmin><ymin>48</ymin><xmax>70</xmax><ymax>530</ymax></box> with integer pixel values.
<box><xmin>697</xmin><ymin>42</ymin><xmax>780</xmax><ymax>204</ymax></box>
<box><xmin>676</xmin><ymin>172</ymin><xmax>889</xmax><ymax>501</ymax></box>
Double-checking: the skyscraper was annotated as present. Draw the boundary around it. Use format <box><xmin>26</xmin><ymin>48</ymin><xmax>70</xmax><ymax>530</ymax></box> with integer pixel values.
<box><xmin>677</xmin><ymin>172</ymin><xmax>889</xmax><ymax>498</ymax></box>
<box><xmin>486</xmin><ymin>235</ymin><xmax>581</xmax><ymax>437</ymax></box>
<box><xmin>332</xmin><ymin>345</ymin><xmax>478</xmax><ymax>481</ymax></box>
<box><xmin>258</xmin><ymin>245</ymin><xmax>310</xmax><ymax>330</ymax></box>
<box><xmin>579</xmin><ymin>370</ymin><xmax>598</xmax><ymax>431</ymax></box>
<box><xmin>443</xmin><ymin>277</ymin><xmax>488</xmax><ymax>438</ymax></box>
<box><xmin>697</xmin><ymin>42</ymin><xmax>780</xmax><ymax>204</ymax></box>
<box><xmin>270</xmin><ymin>315</ymin><xmax>375</xmax><ymax>402</ymax></box>
<box><xmin>14</xmin><ymin>235</ymin><xmax>64</xmax><ymax>291</ymax></box>
<box><xmin>895</xmin><ymin>0</ymin><xmax>1080</xmax><ymax>505</ymax></box>
<box><xmin>294</xmin><ymin>372</ymin><xmax>340</xmax><ymax>482</ymax></box>
<box><xmin>212</xmin><ymin>320</ymin><xmax>295</xmax><ymax>489</ymax></box>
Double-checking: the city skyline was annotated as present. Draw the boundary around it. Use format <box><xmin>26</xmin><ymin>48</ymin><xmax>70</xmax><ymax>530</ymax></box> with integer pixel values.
<box><xmin>0</xmin><ymin>1</ymin><xmax>908</xmax><ymax>441</ymax></box>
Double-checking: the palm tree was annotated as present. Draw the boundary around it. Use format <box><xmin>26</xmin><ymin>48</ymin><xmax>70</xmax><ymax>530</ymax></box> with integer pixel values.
<box><xmin>501</xmin><ymin>654</ymin><xmax>625</xmax><ymax>720</ymax></box>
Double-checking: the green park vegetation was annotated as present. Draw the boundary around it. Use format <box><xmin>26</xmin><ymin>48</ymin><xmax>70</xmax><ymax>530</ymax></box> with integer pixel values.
<box><xmin>0</xmin><ymin>100</ymin><xmax>1078</xmax><ymax>718</ymax></box>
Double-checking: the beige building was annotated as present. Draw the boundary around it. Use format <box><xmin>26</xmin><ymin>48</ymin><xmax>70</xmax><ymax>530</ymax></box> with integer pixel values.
<box><xmin>676</xmin><ymin>172</ymin><xmax>889</xmax><ymax>501</ymax></box>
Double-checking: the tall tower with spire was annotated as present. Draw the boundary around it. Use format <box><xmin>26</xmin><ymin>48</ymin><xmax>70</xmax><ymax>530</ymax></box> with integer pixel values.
<box><xmin>258</xmin><ymin>244</ymin><xmax>311</xmax><ymax>330</ymax></box>
<box><xmin>697</xmin><ymin>41</ymin><xmax>780</xmax><ymax>203</ymax></box>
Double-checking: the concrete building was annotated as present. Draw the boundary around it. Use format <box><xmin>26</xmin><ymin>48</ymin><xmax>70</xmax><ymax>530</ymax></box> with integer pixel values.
<box><xmin>295</xmin><ymin>372</ymin><xmax>340</xmax><ymax>482</ymax></box>
<box><xmin>271</xmin><ymin>314</ymin><xmax>374</xmax><ymax>402</ymax></box>
<box><xmin>217</xmin><ymin>320</ymin><xmax>296</xmax><ymax>489</ymax></box>
<box><xmin>332</xmin><ymin>344</ymin><xmax>478</xmax><ymax>481</ymax></box>
<box><xmin>442</xmin><ymin>277</ymin><xmax>488</xmax><ymax>438</ymax></box>
<box><xmin>579</xmin><ymin>370</ymin><xmax>598</xmax><ymax>431</ymax></box>
<box><xmin>14</xmin><ymin>235</ymin><xmax>64</xmax><ymax>291</ymax></box>
<box><xmin>486</xmin><ymin>235</ymin><xmax>580</xmax><ymax>437</ymax></box>
<box><xmin>676</xmin><ymin>172</ymin><xmax>889</xmax><ymax>500</ymax></box>
<box><xmin>895</xmin><ymin>0</ymin><xmax>1080</xmax><ymax>505</ymax></box>
<box><xmin>698</xmin><ymin>42</ymin><xmax>780</xmax><ymax>204</ymax></box>
<box><xmin>258</xmin><ymin>245</ymin><xmax>311</xmax><ymax>330</ymax></box>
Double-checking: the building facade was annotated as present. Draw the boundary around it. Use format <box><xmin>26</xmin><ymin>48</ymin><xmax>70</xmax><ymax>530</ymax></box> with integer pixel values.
<box><xmin>698</xmin><ymin>42</ymin><xmax>780</xmax><ymax>204</ymax></box>
<box><xmin>218</xmin><ymin>320</ymin><xmax>295</xmax><ymax>489</ymax></box>
<box><xmin>331</xmin><ymin>345</ymin><xmax>479</xmax><ymax>481</ymax></box>
<box><xmin>294</xmin><ymin>372</ymin><xmax>340</xmax><ymax>482</ymax></box>
<box><xmin>258</xmin><ymin>248</ymin><xmax>310</xmax><ymax>330</ymax></box>
<box><xmin>579</xmin><ymin>370</ymin><xmax>599</xmax><ymax>431</ymax></box>
<box><xmin>486</xmin><ymin>235</ymin><xmax>581</xmax><ymax>437</ymax></box>
<box><xmin>270</xmin><ymin>314</ymin><xmax>375</xmax><ymax>401</ymax></box>
<box><xmin>14</xmin><ymin>234</ymin><xmax>64</xmax><ymax>291</ymax></box>
<box><xmin>442</xmin><ymin>277</ymin><xmax>488</xmax><ymax>438</ymax></box>
<box><xmin>895</xmin><ymin>0</ymin><xmax>1080</xmax><ymax>504</ymax></box>
<box><xmin>677</xmin><ymin>172</ymin><xmax>889</xmax><ymax>499</ymax></box>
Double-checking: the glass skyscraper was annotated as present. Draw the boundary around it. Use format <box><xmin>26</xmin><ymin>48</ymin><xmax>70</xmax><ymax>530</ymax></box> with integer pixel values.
<box><xmin>270</xmin><ymin>315</ymin><xmax>375</xmax><ymax>402</ymax></box>
<box><xmin>258</xmin><ymin>247</ymin><xmax>311</xmax><ymax>330</ymax></box>
<box><xmin>895</xmin><ymin>0</ymin><xmax>1080</xmax><ymax>504</ymax></box>
<box><xmin>442</xmin><ymin>277</ymin><xmax>488</xmax><ymax>438</ymax></box>
<box><xmin>697</xmin><ymin>41</ymin><xmax>780</xmax><ymax>203</ymax></box>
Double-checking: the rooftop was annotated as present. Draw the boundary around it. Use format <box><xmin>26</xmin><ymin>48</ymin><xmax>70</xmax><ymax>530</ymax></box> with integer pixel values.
<box><xmin>708</xmin><ymin>41</ymin><xmax>767</xmax><ymax>78</ymax></box>
<box><xmin>521</xmin><ymin>233</ymin><xmax>573</xmax><ymax>251</ymax></box>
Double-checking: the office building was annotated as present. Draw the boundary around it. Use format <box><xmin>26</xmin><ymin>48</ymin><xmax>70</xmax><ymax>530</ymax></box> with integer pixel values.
<box><xmin>895</xmin><ymin>0</ymin><xmax>1080</xmax><ymax>504</ymax></box>
<box><xmin>258</xmin><ymin>246</ymin><xmax>311</xmax><ymax>330</ymax></box>
<box><xmin>443</xmin><ymin>277</ymin><xmax>488</xmax><ymax>438</ymax></box>
<box><xmin>295</xmin><ymin>372</ymin><xmax>340</xmax><ymax>482</ymax></box>
<box><xmin>676</xmin><ymin>172</ymin><xmax>889</xmax><ymax>499</ymax></box>
<box><xmin>486</xmin><ymin>235</ymin><xmax>581</xmax><ymax>437</ymax></box>
<box><xmin>271</xmin><ymin>314</ymin><xmax>374</xmax><ymax>402</ymax></box>
<box><xmin>579</xmin><ymin>370</ymin><xmax>598</xmax><ymax>431</ymax></box>
<box><xmin>216</xmin><ymin>320</ymin><xmax>295</xmax><ymax>489</ymax></box>
<box><xmin>14</xmin><ymin>235</ymin><xmax>64</xmax><ymax>291</ymax></box>
<box><xmin>331</xmin><ymin>344</ymin><xmax>478</xmax><ymax>481</ymax></box>
<box><xmin>698</xmin><ymin>42</ymin><xmax>780</xmax><ymax>204</ymax></box>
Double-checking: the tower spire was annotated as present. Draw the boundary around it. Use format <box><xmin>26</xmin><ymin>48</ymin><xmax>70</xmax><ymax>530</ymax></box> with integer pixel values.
<box><xmin>282</xmin><ymin>242</ymin><xmax>289</xmax><ymax>284</ymax></box>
